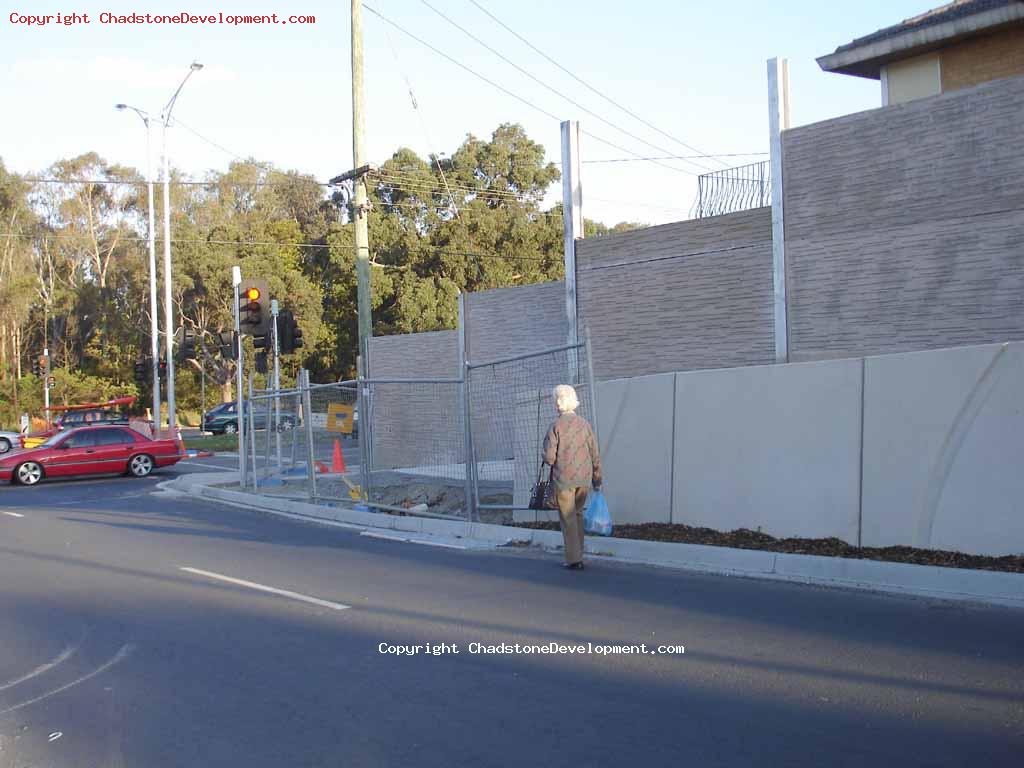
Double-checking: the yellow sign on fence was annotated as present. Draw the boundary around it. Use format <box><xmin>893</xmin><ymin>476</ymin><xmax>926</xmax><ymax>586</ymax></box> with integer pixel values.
<box><xmin>327</xmin><ymin>403</ymin><xmax>354</xmax><ymax>434</ymax></box>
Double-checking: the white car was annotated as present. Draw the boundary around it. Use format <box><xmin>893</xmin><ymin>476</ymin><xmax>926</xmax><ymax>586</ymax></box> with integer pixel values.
<box><xmin>0</xmin><ymin>430</ymin><xmax>22</xmax><ymax>455</ymax></box>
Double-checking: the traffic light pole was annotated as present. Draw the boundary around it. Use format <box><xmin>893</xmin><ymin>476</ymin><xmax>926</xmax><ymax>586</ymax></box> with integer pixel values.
<box><xmin>271</xmin><ymin>299</ymin><xmax>282</xmax><ymax>470</ymax></box>
<box><xmin>42</xmin><ymin>348</ymin><xmax>50</xmax><ymax>427</ymax></box>
<box><xmin>232</xmin><ymin>268</ymin><xmax>246</xmax><ymax>488</ymax></box>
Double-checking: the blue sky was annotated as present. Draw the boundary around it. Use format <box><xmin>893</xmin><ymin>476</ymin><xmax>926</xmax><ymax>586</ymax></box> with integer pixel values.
<box><xmin>0</xmin><ymin>0</ymin><xmax>936</xmax><ymax>225</ymax></box>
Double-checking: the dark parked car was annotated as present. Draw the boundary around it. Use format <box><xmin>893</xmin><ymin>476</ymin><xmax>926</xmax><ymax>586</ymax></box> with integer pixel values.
<box><xmin>202</xmin><ymin>401</ymin><xmax>299</xmax><ymax>435</ymax></box>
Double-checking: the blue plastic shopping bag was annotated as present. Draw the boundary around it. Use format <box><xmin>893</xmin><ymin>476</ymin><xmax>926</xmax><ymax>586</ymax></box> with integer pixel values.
<box><xmin>584</xmin><ymin>490</ymin><xmax>612</xmax><ymax>536</ymax></box>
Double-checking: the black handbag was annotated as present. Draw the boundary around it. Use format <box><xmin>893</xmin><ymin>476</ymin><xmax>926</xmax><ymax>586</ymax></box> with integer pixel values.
<box><xmin>529</xmin><ymin>465</ymin><xmax>558</xmax><ymax>511</ymax></box>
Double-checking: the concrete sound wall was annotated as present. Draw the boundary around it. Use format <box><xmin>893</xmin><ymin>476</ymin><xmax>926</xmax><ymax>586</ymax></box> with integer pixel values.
<box><xmin>595</xmin><ymin>373</ymin><xmax>676</xmax><ymax>525</ymax></box>
<box><xmin>672</xmin><ymin>358</ymin><xmax>863</xmax><ymax>541</ymax></box>
<box><xmin>589</xmin><ymin>342</ymin><xmax>1024</xmax><ymax>556</ymax></box>
<box><xmin>861</xmin><ymin>342</ymin><xmax>1024</xmax><ymax>556</ymax></box>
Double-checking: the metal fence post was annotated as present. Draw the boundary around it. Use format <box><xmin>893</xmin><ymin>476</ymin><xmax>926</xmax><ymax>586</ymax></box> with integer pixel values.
<box><xmin>457</xmin><ymin>295</ymin><xmax>476</xmax><ymax>521</ymax></box>
<box><xmin>248</xmin><ymin>372</ymin><xmax>257</xmax><ymax>492</ymax></box>
<box><xmin>301</xmin><ymin>369</ymin><xmax>317</xmax><ymax>501</ymax></box>
<box><xmin>585</xmin><ymin>326</ymin><xmax>600</xmax><ymax>447</ymax></box>
<box><xmin>263</xmin><ymin>395</ymin><xmax>272</xmax><ymax>479</ymax></box>
<box><xmin>356</xmin><ymin>356</ymin><xmax>371</xmax><ymax>506</ymax></box>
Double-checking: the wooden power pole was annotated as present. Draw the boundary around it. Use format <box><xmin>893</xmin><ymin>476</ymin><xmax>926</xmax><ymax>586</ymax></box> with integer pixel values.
<box><xmin>351</xmin><ymin>0</ymin><xmax>372</xmax><ymax>373</ymax></box>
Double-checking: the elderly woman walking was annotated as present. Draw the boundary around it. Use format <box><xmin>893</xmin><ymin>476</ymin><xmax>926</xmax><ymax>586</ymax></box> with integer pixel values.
<box><xmin>542</xmin><ymin>384</ymin><xmax>602</xmax><ymax>570</ymax></box>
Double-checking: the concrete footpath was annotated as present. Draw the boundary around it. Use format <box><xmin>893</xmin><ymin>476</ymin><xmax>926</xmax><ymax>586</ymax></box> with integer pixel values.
<box><xmin>165</xmin><ymin>472</ymin><xmax>1024</xmax><ymax>609</ymax></box>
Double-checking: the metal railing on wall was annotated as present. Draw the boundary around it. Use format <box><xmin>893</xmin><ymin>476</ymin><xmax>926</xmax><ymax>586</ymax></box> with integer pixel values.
<box><xmin>691</xmin><ymin>160</ymin><xmax>771</xmax><ymax>218</ymax></box>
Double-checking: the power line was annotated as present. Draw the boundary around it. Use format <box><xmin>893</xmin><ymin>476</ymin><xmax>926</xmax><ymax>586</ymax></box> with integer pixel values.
<box><xmin>379</xmin><ymin>198</ymin><xmax>563</xmax><ymax>218</ymax></box>
<box><xmin>373</xmin><ymin>171</ymin><xmax>537</xmax><ymax>200</ymax></box>
<box><xmin>466</xmin><ymin>0</ymin><xmax>730</xmax><ymax>170</ymax></box>
<box><xmin>19</xmin><ymin>176</ymin><xmax>331</xmax><ymax>189</ymax></box>
<box><xmin>361</xmin><ymin>4</ymin><xmax>697</xmax><ymax>177</ymax></box>
<box><xmin>416</xmin><ymin>0</ymin><xmax>711</xmax><ymax>175</ymax></box>
<box><xmin>380</xmin><ymin>20</ymin><xmax>462</xmax><ymax>221</ymax></box>
<box><xmin>577</xmin><ymin>153</ymin><xmax>768</xmax><ymax>165</ymax></box>
<box><xmin>587</xmin><ymin>196</ymin><xmax>690</xmax><ymax>212</ymax></box>
<box><xmin>0</xmin><ymin>231</ymin><xmax>553</xmax><ymax>263</ymax></box>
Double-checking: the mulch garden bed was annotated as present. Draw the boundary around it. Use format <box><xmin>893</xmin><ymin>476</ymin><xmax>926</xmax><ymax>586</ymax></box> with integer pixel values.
<box><xmin>515</xmin><ymin>521</ymin><xmax>1024</xmax><ymax>574</ymax></box>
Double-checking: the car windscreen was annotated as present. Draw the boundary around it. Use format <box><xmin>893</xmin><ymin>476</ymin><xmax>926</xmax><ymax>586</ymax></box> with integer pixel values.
<box><xmin>40</xmin><ymin>431</ymin><xmax>68</xmax><ymax>447</ymax></box>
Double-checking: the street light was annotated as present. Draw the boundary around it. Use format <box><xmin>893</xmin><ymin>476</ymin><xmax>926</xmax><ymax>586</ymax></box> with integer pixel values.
<box><xmin>115</xmin><ymin>103</ymin><xmax>161</xmax><ymax>429</ymax></box>
<box><xmin>159</xmin><ymin>60</ymin><xmax>203</xmax><ymax>430</ymax></box>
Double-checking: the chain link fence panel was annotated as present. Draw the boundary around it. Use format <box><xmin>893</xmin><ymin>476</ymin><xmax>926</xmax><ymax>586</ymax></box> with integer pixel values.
<box><xmin>468</xmin><ymin>342</ymin><xmax>595</xmax><ymax>525</ymax></box>
<box><xmin>365</xmin><ymin>380</ymin><xmax>469</xmax><ymax>519</ymax></box>
<box><xmin>303</xmin><ymin>381</ymin><xmax>362</xmax><ymax>504</ymax></box>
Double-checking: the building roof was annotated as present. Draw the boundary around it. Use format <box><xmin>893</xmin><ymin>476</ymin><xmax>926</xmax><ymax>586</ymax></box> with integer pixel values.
<box><xmin>817</xmin><ymin>0</ymin><xmax>1024</xmax><ymax>79</ymax></box>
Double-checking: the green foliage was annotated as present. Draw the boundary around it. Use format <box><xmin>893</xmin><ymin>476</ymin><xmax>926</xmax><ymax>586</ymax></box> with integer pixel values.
<box><xmin>0</xmin><ymin>124</ymin><xmax>644</xmax><ymax>413</ymax></box>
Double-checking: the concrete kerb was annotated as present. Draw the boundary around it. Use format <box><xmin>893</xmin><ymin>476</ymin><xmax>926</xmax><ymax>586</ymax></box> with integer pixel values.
<box><xmin>165</xmin><ymin>474</ymin><xmax>1024</xmax><ymax>609</ymax></box>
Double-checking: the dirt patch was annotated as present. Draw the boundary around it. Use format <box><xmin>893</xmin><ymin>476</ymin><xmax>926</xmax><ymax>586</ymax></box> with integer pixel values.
<box><xmin>515</xmin><ymin>521</ymin><xmax>1024</xmax><ymax>573</ymax></box>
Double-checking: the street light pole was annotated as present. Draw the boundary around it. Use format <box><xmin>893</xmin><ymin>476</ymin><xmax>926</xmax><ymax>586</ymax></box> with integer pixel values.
<box><xmin>160</xmin><ymin>60</ymin><xmax>203</xmax><ymax>431</ymax></box>
<box><xmin>115</xmin><ymin>104</ymin><xmax>161</xmax><ymax>428</ymax></box>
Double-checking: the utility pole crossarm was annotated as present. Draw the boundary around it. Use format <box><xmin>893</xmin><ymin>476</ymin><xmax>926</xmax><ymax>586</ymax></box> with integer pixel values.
<box><xmin>328</xmin><ymin>163</ymin><xmax>378</xmax><ymax>186</ymax></box>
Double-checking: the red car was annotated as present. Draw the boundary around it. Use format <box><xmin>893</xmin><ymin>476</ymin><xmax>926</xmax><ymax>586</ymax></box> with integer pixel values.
<box><xmin>0</xmin><ymin>425</ymin><xmax>184</xmax><ymax>486</ymax></box>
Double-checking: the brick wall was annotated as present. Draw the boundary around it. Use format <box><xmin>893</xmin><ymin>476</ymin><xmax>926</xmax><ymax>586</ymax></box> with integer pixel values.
<box><xmin>941</xmin><ymin>26</ymin><xmax>1024</xmax><ymax>92</ymax></box>
<box><xmin>367</xmin><ymin>282</ymin><xmax>573</xmax><ymax>469</ymax></box>
<box><xmin>575</xmin><ymin>208</ymin><xmax>775</xmax><ymax>380</ymax></box>
<box><xmin>783</xmin><ymin>73</ymin><xmax>1024</xmax><ymax>361</ymax></box>
<box><xmin>367</xmin><ymin>330</ymin><xmax>461</xmax><ymax>471</ymax></box>
<box><xmin>465</xmin><ymin>281</ymin><xmax>568</xmax><ymax>362</ymax></box>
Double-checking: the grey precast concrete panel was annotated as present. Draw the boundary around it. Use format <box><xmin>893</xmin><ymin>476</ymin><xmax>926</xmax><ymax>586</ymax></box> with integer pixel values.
<box><xmin>595</xmin><ymin>373</ymin><xmax>675</xmax><ymax>525</ymax></box>
<box><xmin>672</xmin><ymin>358</ymin><xmax>863</xmax><ymax>541</ymax></box>
<box><xmin>862</xmin><ymin>341</ymin><xmax>1024</xmax><ymax>556</ymax></box>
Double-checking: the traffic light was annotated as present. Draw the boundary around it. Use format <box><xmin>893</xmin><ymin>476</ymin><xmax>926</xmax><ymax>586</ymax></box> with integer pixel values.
<box><xmin>158</xmin><ymin>359</ymin><xmax>168</xmax><ymax>379</ymax></box>
<box><xmin>32</xmin><ymin>354</ymin><xmax>49</xmax><ymax>377</ymax></box>
<box><xmin>238</xmin><ymin>279</ymin><xmax>269</xmax><ymax>337</ymax></box>
<box><xmin>46</xmin><ymin>376</ymin><xmax>56</xmax><ymax>389</ymax></box>
<box><xmin>278</xmin><ymin>310</ymin><xmax>304</xmax><ymax>355</ymax></box>
<box><xmin>179</xmin><ymin>329</ymin><xmax>197</xmax><ymax>361</ymax></box>
<box><xmin>218</xmin><ymin>331</ymin><xmax>237</xmax><ymax>361</ymax></box>
<box><xmin>254</xmin><ymin>350</ymin><xmax>268</xmax><ymax>374</ymax></box>
<box><xmin>133</xmin><ymin>359</ymin><xmax>148</xmax><ymax>383</ymax></box>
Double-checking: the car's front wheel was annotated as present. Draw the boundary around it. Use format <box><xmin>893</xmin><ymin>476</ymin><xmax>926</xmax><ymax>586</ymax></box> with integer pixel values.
<box><xmin>15</xmin><ymin>461</ymin><xmax>43</xmax><ymax>486</ymax></box>
<box><xmin>128</xmin><ymin>454</ymin><xmax>154</xmax><ymax>478</ymax></box>
<box><xmin>0</xmin><ymin>437</ymin><xmax>11</xmax><ymax>455</ymax></box>
<box><xmin>224</xmin><ymin>422</ymin><xmax>238</xmax><ymax>435</ymax></box>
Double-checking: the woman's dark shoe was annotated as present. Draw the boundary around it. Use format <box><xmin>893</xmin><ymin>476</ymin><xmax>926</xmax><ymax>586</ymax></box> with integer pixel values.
<box><xmin>562</xmin><ymin>562</ymin><xmax>585</xmax><ymax>570</ymax></box>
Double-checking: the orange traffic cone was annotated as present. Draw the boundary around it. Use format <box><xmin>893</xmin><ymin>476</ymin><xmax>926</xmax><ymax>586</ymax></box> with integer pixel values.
<box><xmin>331</xmin><ymin>439</ymin><xmax>347</xmax><ymax>473</ymax></box>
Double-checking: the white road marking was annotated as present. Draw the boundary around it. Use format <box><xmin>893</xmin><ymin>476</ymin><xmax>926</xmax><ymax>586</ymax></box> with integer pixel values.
<box><xmin>2</xmin><ymin>511</ymin><xmax>24</xmax><ymax>518</ymax></box>
<box><xmin>179</xmin><ymin>567</ymin><xmax>350</xmax><ymax>611</ymax></box>
<box><xmin>0</xmin><ymin>645</ymin><xmax>77</xmax><ymax>691</ymax></box>
<box><xmin>48</xmin><ymin>732</ymin><xmax>63</xmax><ymax>742</ymax></box>
<box><xmin>0</xmin><ymin>644</ymin><xmax>134</xmax><ymax>716</ymax></box>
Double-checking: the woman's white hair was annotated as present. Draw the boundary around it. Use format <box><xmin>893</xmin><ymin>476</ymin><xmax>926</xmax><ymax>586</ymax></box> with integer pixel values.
<box><xmin>553</xmin><ymin>384</ymin><xmax>579</xmax><ymax>414</ymax></box>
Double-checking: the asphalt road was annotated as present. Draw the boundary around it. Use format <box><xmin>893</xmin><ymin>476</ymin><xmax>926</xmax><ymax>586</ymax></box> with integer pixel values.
<box><xmin>1</xmin><ymin>461</ymin><xmax>1022</xmax><ymax>767</ymax></box>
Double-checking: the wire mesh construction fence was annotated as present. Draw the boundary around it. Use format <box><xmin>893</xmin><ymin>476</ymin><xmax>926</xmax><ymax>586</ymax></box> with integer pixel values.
<box><xmin>236</xmin><ymin>332</ymin><xmax>597</xmax><ymax>526</ymax></box>
<box><xmin>364</xmin><ymin>378</ymin><xmax>468</xmax><ymax>519</ymax></box>
<box><xmin>246</xmin><ymin>386</ymin><xmax>304</xmax><ymax>494</ymax></box>
<box><xmin>303</xmin><ymin>380</ymin><xmax>361</xmax><ymax>504</ymax></box>
<box><xmin>467</xmin><ymin>340</ymin><xmax>595</xmax><ymax>525</ymax></box>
